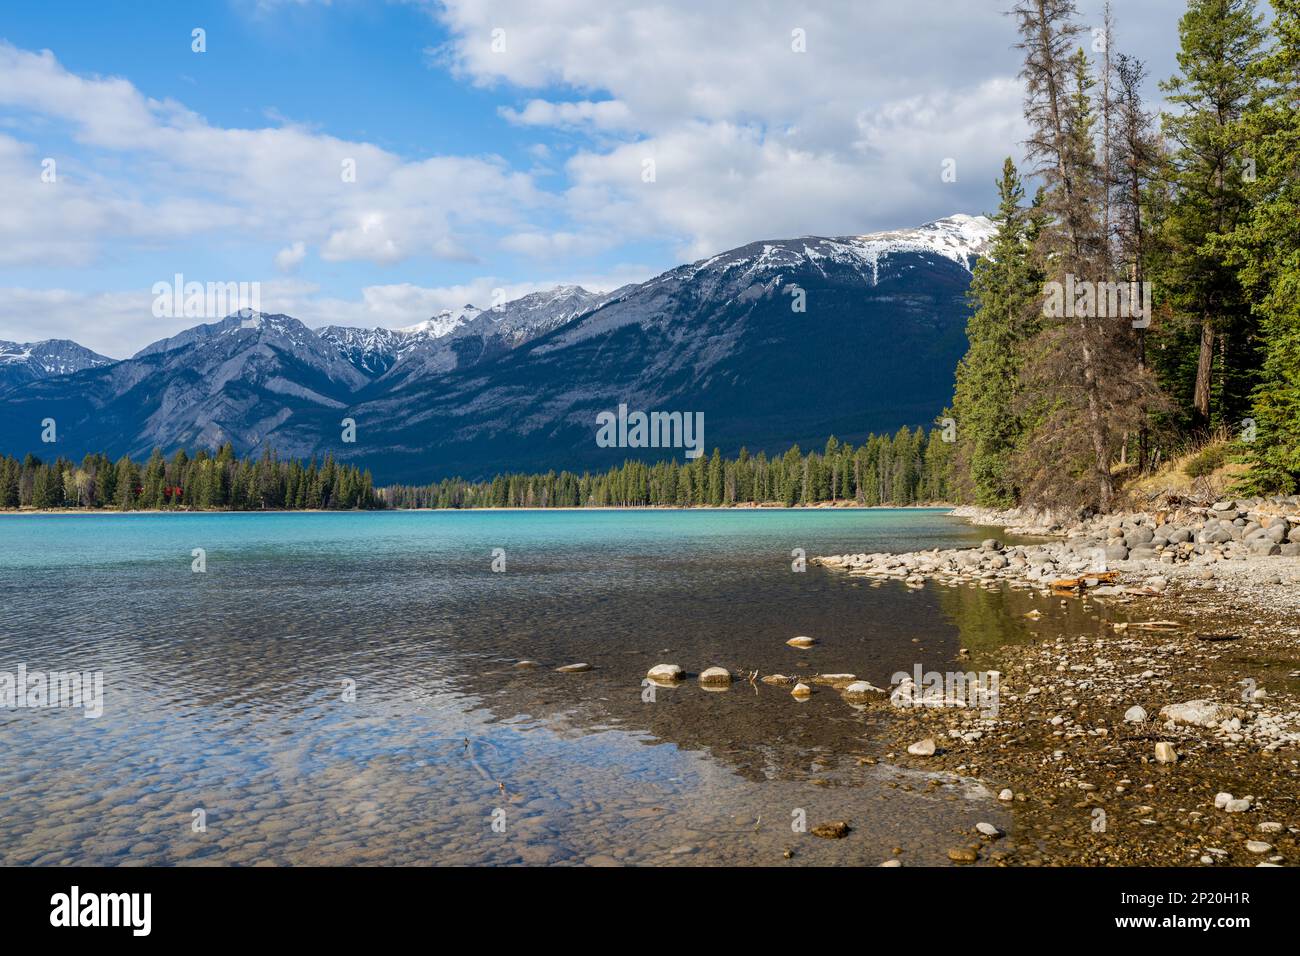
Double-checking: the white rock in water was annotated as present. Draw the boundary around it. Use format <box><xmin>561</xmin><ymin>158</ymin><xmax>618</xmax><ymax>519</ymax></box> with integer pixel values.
<box><xmin>1124</xmin><ymin>705</ymin><xmax>1148</xmax><ymax>723</ymax></box>
<box><xmin>907</xmin><ymin>738</ymin><xmax>936</xmax><ymax>757</ymax></box>
<box><xmin>646</xmin><ymin>664</ymin><xmax>684</xmax><ymax>681</ymax></box>
<box><xmin>879</xmin><ymin>859</ymin><xmax>902</xmax><ymax>867</ymax></box>
<box><xmin>975</xmin><ymin>822</ymin><xmax>1003</xmax><ymax>837</ymax></box>
<box><xmin>998</xmin><ymin>789</ymin><xmax>1014</xmax><ymax>801</ymax></box>
<box><xmin>842</xmin><ymin>680</ymin><xmax>883</xmax><ymax>697</ymax></box>
<box><xmin>1154</xmin><ymin>742</ymin><xmax>1178</xmax><ymax>763</ymax></box>
<box><xmin>1225</xmin><ymin>798</ymin><xmax>1253</xmax><ymax>813</ymax></box>
<box><xmin>555</xmin><ymin>663</ymin><xmax>592</xmax><ymax>673</ymax></box>
<box><xmin>698</xmin><ymin>666</ymin><xmax>732</xmax><ymax>685</ymax></box>
<box><xmin>1245</xmin><ymin>840</ymin><xmax>1273</xmax><ymax>854</ymax></box>
<box><xmin>1214</xmin><ymin>792</ymin><xmax>1234</xmax><ymax>809</ymax></box>
<box><xmin>791</xmin><ymin>682</ymin><xmax>812</xmax><ymax>699</ymax></box>
<box><xmin>786</xmin><ymin>636</ymin><xmax>817</xmax><ymax>648</ymax></box>
<box><xmin>1258</xmin><ymin>822</ymin><xmax>1283</xmax><ymax>833</ymax></box>
<box><xmin>1159</xmin><ymin>700</ymin><xmax>1241</xmax><ymax>728</ymax></box>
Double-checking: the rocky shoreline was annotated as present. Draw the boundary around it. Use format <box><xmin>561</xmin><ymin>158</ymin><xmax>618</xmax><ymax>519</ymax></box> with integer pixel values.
<box><xmin>812</xmin><ymin>497</ymin><xmax>1300</xmax><ymax>866</ymax></box>
<box><xmin>817</xmin><ymin>497</ymin><xmax>1300</xmax><ymax>601</ymax></box>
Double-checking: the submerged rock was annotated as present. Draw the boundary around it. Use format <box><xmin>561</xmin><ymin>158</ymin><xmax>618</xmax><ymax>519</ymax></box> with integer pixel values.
<box><xmin>698</xmin><ymin>666</ymin><xmax>732</xmax><ymax>686</ymax></box>
<box><xmin>646</xmin><ymin>664</ymin><xmax>684</xmax><ymax>682</ymax></box>
<box><xmin>786</xmin><ymin>636</ymin><xmax>817</xmax><ymax>649</ymax></box>
<box><xmin>810</xmin><ymin>821</ymin><xmax>850</xmax><ymax>839</ymax></box>
<box><xmin>555</xmin><ymin>663</ymin><xmax>592</xmax><ymax>673</ymax></box>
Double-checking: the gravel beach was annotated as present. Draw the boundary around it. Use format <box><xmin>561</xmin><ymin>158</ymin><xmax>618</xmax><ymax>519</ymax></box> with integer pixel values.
<box><xmin>813</xmin><ymin>497</ymin><xmax>1300</xmax><ymax>866</ymax></box>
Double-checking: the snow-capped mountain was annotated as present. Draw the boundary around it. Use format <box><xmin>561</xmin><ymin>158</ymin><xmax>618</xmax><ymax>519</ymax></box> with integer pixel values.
<box><xmin>477</xmin><ymin>285</ymin><xmax>617</xmax><ymax>345</ymax></box>
<box><xmin>0</xmin><ymin>215</ymin><xmax>993</xmax><ymax>480</ymax></box>
<box><xmin>314</xmin><ymin>325</ymin><xmax>411</xmax><ymax>377</ymax></box>
<box><xmin>0</xmin><ymin>338</ymin><xmax>114</xmax><ymax>391</ymax></box>
<box><xmin>1</xmin><ymin>311</ymin><xmax>367</xmax><ymax>458</ymax></box>
<box><xmin>315</xmin><ymin>286</ymin><xmax>614</xmax><ymax>382</ymax></box>
<box><xmin>850</xmin><ymin>213</ymin><xmax>995</xmax><ymax>273</ymax></box>
<box><xmin>397</xmin><ymin>304</ymin><xmax>482</xmax><ymax>339</ymax></box>
<box><xmin>345</xmin><ymin>215</ymin><xmax>993</xmax><ymax>480</ymax></box>
<box><xmin>375</xmin><ymin>285</ymin><xmax>617</xmax><ymax>386</ymax></box>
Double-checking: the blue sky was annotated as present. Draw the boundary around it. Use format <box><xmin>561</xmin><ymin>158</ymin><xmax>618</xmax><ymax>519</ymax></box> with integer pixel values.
<box><xmin>0</xmin><ymin>0</ymin><xmax>1187</xmax><ymax>356</ymax></box>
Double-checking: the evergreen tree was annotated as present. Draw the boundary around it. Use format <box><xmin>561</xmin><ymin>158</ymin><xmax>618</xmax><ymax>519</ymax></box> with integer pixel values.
<box><xmin>951</xmin><ymin>159</ymin><xmax>1040</xmax><ymax>506</ymax></box>
<box><xmin>1159</xmin><ymin>0</ymin><xmax>1268</xmax><ymax>429</ymax></box>
<box><xmin>1013</xmin><ymin>0</ymin><xmax>1117</xmax><ymax>508</ymax></box>
<box><xmin>1229</xmin><ymin>0</ymin><xmax>1300</xmax><ymax>490</ymax></box>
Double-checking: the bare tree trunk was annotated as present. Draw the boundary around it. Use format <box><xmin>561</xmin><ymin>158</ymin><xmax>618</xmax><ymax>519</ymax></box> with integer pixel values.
<box><xmin>1081</xmin><ymin>331</ymin><xmax>1113</xmax><ymax>511</ymax></box>
<box><xmin>1193</xmin><ymin>319</ymin><xmax>1214</xmax><ymax>424</ymax></box>
<box><xmin>1099</xmin><ymin>1</ymin><xmax>1114</xmax><ymax>274</ymax></box>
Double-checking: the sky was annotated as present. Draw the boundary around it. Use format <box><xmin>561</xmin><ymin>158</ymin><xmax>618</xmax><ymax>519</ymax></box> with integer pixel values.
<box><xmin>0</xmin><ymin>0</ymin><xmax>1190</xmax><ymax>358</ymax></box>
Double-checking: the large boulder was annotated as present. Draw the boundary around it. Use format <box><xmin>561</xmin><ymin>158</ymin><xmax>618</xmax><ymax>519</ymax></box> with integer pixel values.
<box><xmin>1126</xmin><ymin>527</ymin><xmax>1155</xmax><ymax>547</ymax></box>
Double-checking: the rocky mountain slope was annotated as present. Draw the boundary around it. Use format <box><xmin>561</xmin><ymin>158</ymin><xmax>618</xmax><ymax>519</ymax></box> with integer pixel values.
<box><xmin>0</xmin><ymin>215</ymin><xmax>994</xmax><ymax>482</ymax></box>
<box><xmin>0</xmin><ymin>338</ymin><xmax>113</xmax><ymax>391</ymax></box>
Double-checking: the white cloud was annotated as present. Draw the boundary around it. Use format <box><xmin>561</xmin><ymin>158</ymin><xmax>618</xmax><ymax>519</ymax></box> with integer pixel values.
<box><xmin>499</xmin><ymin>99</ymin><xmax>633</xmax><ymax>130</ymax></box>
<box><xmin>275</xmin><ymin>241</ymin><xmax>308</xmax><ymax>273</ymax></box>
<box><xmin>433</xmin><ymin>0</ymin><xmax>1182</xmax><ymax>257</ymax></box>
<box><xmin>500</xmin><ymin>229</ymin><xmax>611</xmax><ymax>259</ymax></box>
<box><xmin>0</xmin><ymin>133</ymin><xmax>242</xmax><ymax>267</ymax></box>
<box><xmin>559</xmin><ymin>79</ymin><xmax>1026</xmax><ymax>261</ymax></box>
<box><xmin>0</xmin><ymin>41</ymin><xmax>545</xmax><ymax>269</ymax></box>
<box><xmin>0</xmin><ymin>1</ymin><xmax>1187</xmax><ymax>352</ymax></box>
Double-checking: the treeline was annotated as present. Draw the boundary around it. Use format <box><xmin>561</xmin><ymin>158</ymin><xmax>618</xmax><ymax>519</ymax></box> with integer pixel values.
<box><xmin>0</xmin><ymin>445</ymin><xmax>380</xmax><ymax>511</ymax></box>
<box><xmin>950</xmin><ymin>0</ymin><xmax>1300</xmax><ymax>509</ymax></box>
<box><xmin>381</xmin><ymin>430</ymin><xmax>953</xmax><ymax>509</ymax></box>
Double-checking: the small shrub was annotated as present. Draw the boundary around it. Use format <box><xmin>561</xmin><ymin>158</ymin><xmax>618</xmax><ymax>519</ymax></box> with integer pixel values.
<box><xmin>1184</xmin><ymin>443</ymin><xmax>1228</xmax><ymax>479</ymax></box>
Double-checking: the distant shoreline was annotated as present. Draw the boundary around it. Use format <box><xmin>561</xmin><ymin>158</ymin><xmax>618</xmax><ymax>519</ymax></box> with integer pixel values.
<box><xmin>0</xmin><ymin>502</ymin><xmax>959</xmax><ymax>516</ymax></box>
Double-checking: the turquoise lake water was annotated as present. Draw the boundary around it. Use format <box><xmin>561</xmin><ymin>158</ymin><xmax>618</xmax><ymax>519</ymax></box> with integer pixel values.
<box><xmin>0</xmin><ymin>508</ymin><xmax>1037</xmax><ymax>866</ymax></box>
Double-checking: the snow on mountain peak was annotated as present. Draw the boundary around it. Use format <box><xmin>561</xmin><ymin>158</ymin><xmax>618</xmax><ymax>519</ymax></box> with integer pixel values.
<box><xmin>851</xmin><ymin>214</ymin><xmax>996</xmax><ymax>270</ymax></box>
<box><xmin>0</xmin><ymin>337</ymin><xmax>114</xmax><ymax>387</ymax></box>
<box><xmin>398</xmin><ymin>305</ymin><xmax>482</xmax><ymax>338</ymax></box>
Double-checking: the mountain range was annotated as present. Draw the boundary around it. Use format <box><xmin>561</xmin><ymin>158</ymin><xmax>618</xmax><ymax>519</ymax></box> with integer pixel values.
<box><xmin>0</xmin><ymin>339</ymin><xmax>113</xmax><ymax>391</ymax></box>
<box><xmin>0</xmin><ymin>214</ymin><xmax>994</xmax><ymax>483</ymax></box>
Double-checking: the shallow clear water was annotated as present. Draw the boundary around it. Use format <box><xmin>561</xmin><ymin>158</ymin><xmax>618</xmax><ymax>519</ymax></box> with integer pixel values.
<box><xmin>0</xmin><ymin>509</ymin><xmax>1039</xmax><ymax>866</ymax></box>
